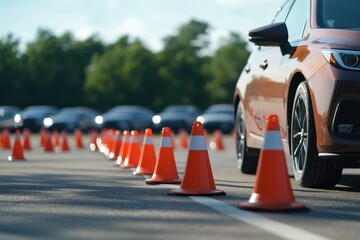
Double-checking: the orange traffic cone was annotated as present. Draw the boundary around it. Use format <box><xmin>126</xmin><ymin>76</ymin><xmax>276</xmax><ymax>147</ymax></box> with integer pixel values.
<box><xmin>74</xmin><ymin>128</ymin><xmax>84</xmax><ymax>149</ymax></box>
<box><xmin>108</xmin><ymin>130</ymin><xmax>122</xmax><ymax>160</ymax></box>
<box><xmin>43</xmin><ymin>130</ymin><xmax>54</xmax><ymax>152</ymax></box>
<box><xmin>40</xmin><ymin>128</ymin><xmax>46</xmax><ymax>147</ymax></box>
<box><xmin>121</xmin><ymin>130</ymin><xmax>141</xmax><ymax>169</ymax></box>
<box><xmin>210</xmin><ymin>129</ymin><xmax>225</xmax><ymax>151</ymax></box>
<box><xmin>146</xmin><ymin>127</ymin><xmax>182</xmax><ymax>185</ymax></box>
<box><xmin>133</xmin><ymin>128</ymin><xmax>157</xmax><ymax>175</ymax></box>
<box><xmin>239</xmin><ymin>115</ymin><xmax>306</xmax><ymax>211</ymax></box>
<box><xmin>22</xmin><ymin>128</ymin><xmax>32</xmax><ymax>150</ymax></box>
<box><xmin>1</xmin><ymin>128</ymin><xmax>11</xmax><ymax>149</ymax></box>
<box><xmin>179</xmin><ymin>129</ymin><xmax>189</xmax><ymax>150</ymax></box>
<box><xmin>53</xmin><ymin>129</ymin><xmax>60</xmax><ymax>147</ymax></box>
<box><xmin>169</xmin><ymin>122</ymin><xmax>225</xmax><ymax>196</ymax></box>
<box><xmin>60</xmin><ymin>129</ymin><xmax>70</xmax><ymax>151</ymax></box>
<box><xmin>8</xmin><ymin>129</ymin><xmax>25</xmax><ymax>161</ymax></box>
<box><xmin>116</xmin><ymin>130</ymin><xmax>130</xmax><ymax>165</ymax></box>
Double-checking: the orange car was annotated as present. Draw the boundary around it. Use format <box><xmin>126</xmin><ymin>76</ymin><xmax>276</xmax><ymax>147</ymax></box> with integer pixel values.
<box><xmin>233</xmin><ymin>0</ymin><xmax>360</xmax><ymax>188</ymax></box>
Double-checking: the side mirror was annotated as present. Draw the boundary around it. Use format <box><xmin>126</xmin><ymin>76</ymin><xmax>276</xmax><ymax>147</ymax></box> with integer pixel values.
<box><xmin>248</xmin><ymin>22</ymin><xmax>288</xmax><ymax>46</ymax></box>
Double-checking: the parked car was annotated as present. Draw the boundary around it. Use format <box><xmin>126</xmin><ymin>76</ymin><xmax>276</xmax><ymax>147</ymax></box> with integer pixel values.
<box><xmin>0</xmin><ymin>105</ymin><xmax>22</xmax><ymax>131</ymax></box>
<box><xmin>196</xmin><ymin>104</ymin><xmax>234</xmax><ymax>134</ymax></box>
<box><xmin>43</xmin><ymin>106</ymin><xmax>99</xmax><ymax>132</ymax></box>
<box><xmin>152</xmin><ymin>105</ymin><xmax>201</xmax><ymax>133</ymax></box>
<box><xmin>233</xmin><ymin>0</ymin><xmax>360</xmax><ymax>189</ymax></box>
<box><xmin>95</xmin><ymin>105</ymin><xmax>154</xmax><ymax>131</ymax></box>
<box><xmin>14</xmin><ymin>105</ymin><xmax>58</xmax><ymax>132</ymax></box>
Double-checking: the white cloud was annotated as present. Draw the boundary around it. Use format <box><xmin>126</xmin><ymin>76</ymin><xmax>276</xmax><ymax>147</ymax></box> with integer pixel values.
<box><xmin>118</xmin><ymin>17</ymin><xmax>144</xmax><ymax>37</ymax></box>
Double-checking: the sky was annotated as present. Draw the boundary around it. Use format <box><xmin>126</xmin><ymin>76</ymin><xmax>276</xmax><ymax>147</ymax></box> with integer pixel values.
<box><xmin>0</xmin><ymin>0</ymin><xmax>284</xmax><ymax>52</ymax></box>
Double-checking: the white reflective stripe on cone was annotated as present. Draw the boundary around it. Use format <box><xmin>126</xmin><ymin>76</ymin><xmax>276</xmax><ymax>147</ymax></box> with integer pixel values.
<box><xmin>143</xmin><ymin>136</ymin><xmax>153</xmax><ymax>145</ymax></box>
<box><xmin>160</xmin><ymin>136</ymin><xmax>172</xmax><ymax>148</ymax></box>
<box><xmin>189</xmin><ymin>136</ymin><xmax>207</xmax><ymax>150</ymax></box>
<box><xmin>263</xmin><ymin>131</ymin><xmax>283</xmax><ymax>150</ymax></box>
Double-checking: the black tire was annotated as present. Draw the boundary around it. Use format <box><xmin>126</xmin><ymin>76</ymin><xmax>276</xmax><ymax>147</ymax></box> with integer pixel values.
<box><xmin>235</xmin><ymin>103</ymin><xmax>260</xmax><ymax>174</ymax></box>
<box><xmin>291</xmin><ymin>82</ymin><xmax>343</xmax><ymax>188</ymax></box>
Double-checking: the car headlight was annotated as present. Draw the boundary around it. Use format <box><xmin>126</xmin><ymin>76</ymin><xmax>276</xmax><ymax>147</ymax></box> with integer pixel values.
<box><xmin>95</xmin><ymin>115</ymin><xmax>103</xmax><ymax>125</ymax></box>
<box><xmin>43</xmin><ymin>118</ymin><xmax>53</xmax><ymax>127</ymax></box>
<box><xmin>152</xmin><ymin>115</ymin><xmax>161</xmax><ymax>124</ymax></box>
<box><xmin>322</xmin><ymin>49</ymin><xmax>360</xmax><ymax>71</ymax></box>
<box><xmin>196</xmin><ymin>116</ymin><xmax>205</xmax><ymax>123</ymax></box>
<box><xmin>14</xmin><ymin>114</ymin><xmax>22</xmax><ymax>123</ymax></box>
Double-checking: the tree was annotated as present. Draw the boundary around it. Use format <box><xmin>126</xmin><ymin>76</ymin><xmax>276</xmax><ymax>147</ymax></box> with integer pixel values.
<box><xmin>0</xmin><ymin>34</ymin><xmax>24</xmax><ymax>105</ymax></box>
<box><xmin>21</xmin><ymin>29</ymin><xmax>104</xmax><ymax>107</ymax></box>
<box><xmin>156</xmin><ymin>19</ymin><xmax>211</xmax><ymax>110</ymax></box>
<box><xmin>204</xmin><ymin>32</ymin><xmax>250</xmax><ymax>104</ymax></box>
<box><xmin>84</xmin><ymin>36</ymin><xmax>160</xmax><ymax>111</ymax></box>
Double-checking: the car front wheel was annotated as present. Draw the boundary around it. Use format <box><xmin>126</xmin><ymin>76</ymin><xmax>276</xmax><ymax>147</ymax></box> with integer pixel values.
<box><xmin>235</xmin><ymin>103</ymin><xmax>259</xmax><ymax>174</ymax></box>
<box><xmin>291</xmin><ymin>82</ymin><xmax>342</xmax><ymax>188</ymax></box>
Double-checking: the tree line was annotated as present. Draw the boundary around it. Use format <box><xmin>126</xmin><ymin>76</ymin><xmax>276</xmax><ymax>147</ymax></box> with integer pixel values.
<box><xmin>0</xmin><ymin>19</ymin><xmax>250</xmax><ymax>112</ymax></box>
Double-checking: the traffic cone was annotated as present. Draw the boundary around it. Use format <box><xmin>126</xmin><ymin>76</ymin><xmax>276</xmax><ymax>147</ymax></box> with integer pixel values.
<box><xmin>169</xmin><ymin>122</ymin><xmax>225</xmax><ymax>196</ymax></box>
<box><xmin>43</xmin><ymin>130</ymin><xmax>54</xmax><ymax>152</ymax></box>
<box><xmin>179</xmin><ymin>129</ymin><xmax>189</xmax><ymax>150</ymax></box>
<box><xmin>116</xmin><ymin>130</ymin><xmax>131</xmax><ymax>165</ymax></box>
<box><xmin>210</xmin><ymin>129</ymin><xmax>225</xmax><ymax>151</ymax></box>
<box><xmin>22</xmin><ymin>128</ymin><xmax>32</xmax><ymax>150</ymax></box>
<box><xmin>239</xmin><ymin>115</ymin><xmax>306</xmax><ymax>211</ymax></box>
<box><xmin>146</xmin><ymin>127</ymin><xmax>182</xmax><ymax>185</ymax></box>
<box><xmin>1</xmin><ymin>128</ymin><xmax>11</xmax><ymax>149</ymax></box>
<box><xmin>40</xmin><ymin>128</ymin><xmax>46</xmax><ymax>147</ymax></box>
<box><xmin>74</xmin><ymin>128</ymin><xmax>84</xmax><ymax>149</ymax></box>
<box><xmin>121</xmin><ymin>130</ymin><xmax>141</xmax><ymax>168</ymax></box>
<box><xmin>8</xmin><ymin>129</ymin><xmax>25</xmax><ymax>161</ymax></box>
<box><xmin>53</xmin><ymin>129</ymin><xmax>60</xmax><ymax>147</ymax></box>
<box><xmin>133</xmin><ymin>128</ymin><xmax>157</xmax><ymax>175</ymax></box>
<box><xmin>60</xmin><ymin>129</ymin><xmax>70</xmax><ymax>151</ymax></box>
<box><xmin>108</xmin><ymin>130</ymin><xmax>122</xmax><ymax>160</ymax></box>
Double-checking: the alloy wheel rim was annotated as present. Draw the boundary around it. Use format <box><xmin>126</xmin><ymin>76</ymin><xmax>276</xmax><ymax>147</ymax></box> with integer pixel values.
<box><xmin>292</xmin><ymin>96</ymin><xmax>308</xmax><ymax>174</ymax></box>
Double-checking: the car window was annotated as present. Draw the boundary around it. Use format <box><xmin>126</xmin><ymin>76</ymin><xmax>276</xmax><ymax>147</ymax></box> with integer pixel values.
<box><xmin>317</xmin><ymin>0</ymin><xmax>360</xmax><ymax>29</ymax></box>
<box><xmin>285</xmin><ymin>0</ymin><xmax>308</xmax><ymax>43</ymax></box>
<box><xmin>272</xmin><ymin>0</ymin><xmax>294</xmax><ymax>23</ymax></box>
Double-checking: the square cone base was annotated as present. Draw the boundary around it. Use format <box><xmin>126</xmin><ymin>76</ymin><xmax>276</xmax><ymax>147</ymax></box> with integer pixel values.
<box><xmin>145</xmin><ymin>177</ymin><xmax>182</xmax><ymax>185</ymax></box>
<box><xmin>168</xmin><ymin>188</ymin><xmax>226</xmax><ymax>196</ymax></box>
<box><xmin>239</xmin><ymin>201</ymin><xmax>307</xmax><ymax>211</ymax></box>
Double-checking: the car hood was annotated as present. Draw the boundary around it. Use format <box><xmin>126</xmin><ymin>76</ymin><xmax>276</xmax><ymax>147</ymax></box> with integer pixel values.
<box><xmin>311</xmin><ymin>29</ymin><xmax>360</xmax><ymax>49</ymax></box>
<box><xmin>202</xmin><ymin>113</ymin><xmax>234</xmax><ymax>122</ymax></box>
<box><xmin>160</xmin><ymin>112</ymin><xmax>195</xmax><ymax>120</ymax></box>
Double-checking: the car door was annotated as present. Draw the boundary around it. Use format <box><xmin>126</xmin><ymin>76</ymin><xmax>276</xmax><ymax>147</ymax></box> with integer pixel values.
<box><xmin>257</xmin><ymin>0</ymin><xmax>308</xmax><ymax>142</ymax></box>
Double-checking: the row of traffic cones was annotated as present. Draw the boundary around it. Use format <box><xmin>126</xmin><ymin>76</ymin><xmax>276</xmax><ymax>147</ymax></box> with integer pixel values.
<box><xmin>95</xmin><ymin>116</ymin><xmax>306</xmax><ymax>211</ymax></box>
<box><xmin>94</xmin><ymin>123</ymin><xmax>226</xmax><ymax>196</ymax></box>
<box><xmin>4</xmin><ymin>128</ymin><xmax>90</xmax><ymax>161</ymax></box>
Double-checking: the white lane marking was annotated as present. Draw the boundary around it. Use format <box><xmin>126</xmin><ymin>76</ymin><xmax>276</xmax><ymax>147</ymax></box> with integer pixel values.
<box><xmin>190</xmin><ymin>196</ymin><xmax>332</xmax><ymax>240</ymax></box>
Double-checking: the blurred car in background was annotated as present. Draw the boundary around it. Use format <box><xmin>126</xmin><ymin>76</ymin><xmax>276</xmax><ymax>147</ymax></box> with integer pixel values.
<box><xmin>14</xmin><ymin>105</ymin><xmax>58</xmax><ymax>132</ymax></box>
<box><xmin>0</xmin><ymin>105</ymin><xmax>22</xmax><ymax>131</ymax></box>
<box><xmin>95</xmin><ymin>105</ymin><xmax>154</xmax><ymax>131</ymax></box>
<box><xmin>152</xmin><ymin>105</ymin><xmax>201</xmax><ymax>133</ymax></box>
<box><xmin>43</xmin><ymin>106</ymin><xmax>99</xmax><ymax>132</ymax></box>
<box><xmin>196</xmin><ymin>104</ymin><xmax>234</xmax><ymax>134</ymax></box>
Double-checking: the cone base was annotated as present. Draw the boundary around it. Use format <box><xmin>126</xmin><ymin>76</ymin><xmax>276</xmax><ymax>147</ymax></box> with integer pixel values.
<box><xmin>239</xmin><ymin>201</ymin><xmax>307</xmax><ymax>211</ymax></box>
<box><xmin>168</xmin><ymin>188</ymin><xmax>225</xmax><ymax>196</ymax></box>
<box><xmin>145</xmin><ymin>177</ymin><xmax>182</xmax><ymax>185</ymax></box>
<box><xmin>8</xmin><ymin>156</ymin><xmax>25</xmax><ymax>161</ymax></box>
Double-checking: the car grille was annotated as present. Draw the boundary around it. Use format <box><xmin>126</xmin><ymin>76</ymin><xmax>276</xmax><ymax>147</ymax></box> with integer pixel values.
<box><xmin>332</xmin><ymin>98</ymin><xmax>360</xmax><ymax>138</ymax></box>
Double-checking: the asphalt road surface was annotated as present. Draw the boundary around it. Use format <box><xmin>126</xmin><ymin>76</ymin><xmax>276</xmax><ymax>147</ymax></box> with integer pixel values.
<box><xmin>0</xmin><ymin>133</ymin><xmax>359</xmax><ymax>240</ymax></box>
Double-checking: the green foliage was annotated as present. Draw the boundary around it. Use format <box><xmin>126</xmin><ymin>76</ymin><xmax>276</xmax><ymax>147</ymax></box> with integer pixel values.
<box><xmin>205</xmin><ymin>32</ymin><xmax>250</xmax><ymax>104</ymax></box>
<box><xmin>0</xmin><ymin>19</ymin><xmax>250</xmax><ymax>112</ymax></box>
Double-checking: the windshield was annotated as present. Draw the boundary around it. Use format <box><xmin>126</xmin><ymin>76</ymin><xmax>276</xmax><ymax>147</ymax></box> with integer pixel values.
<box><xmin>317</xmin><ymin>0</ymin><xmax>360</xmax><ymax>30</ymax></box>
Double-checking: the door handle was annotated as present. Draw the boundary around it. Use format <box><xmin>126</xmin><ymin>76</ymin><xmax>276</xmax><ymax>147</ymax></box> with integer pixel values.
<box><xmin>259</xmin><ymin>60</ymin><xmax>268</xmax><ymax>70</ymax></box>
